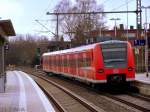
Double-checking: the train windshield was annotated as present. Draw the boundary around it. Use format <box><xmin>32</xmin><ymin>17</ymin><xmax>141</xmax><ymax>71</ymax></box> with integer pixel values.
<box><xmin>101</xmin><ymin>43</ymin><xmax>127</xmax><ymax>68</ymax></box>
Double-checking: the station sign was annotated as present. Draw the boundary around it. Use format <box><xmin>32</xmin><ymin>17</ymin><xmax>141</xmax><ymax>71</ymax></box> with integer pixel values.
<box><xmin>134</xmin><ymin>39</ymin><xmax>146</xmax><ymax>46</ymax></box>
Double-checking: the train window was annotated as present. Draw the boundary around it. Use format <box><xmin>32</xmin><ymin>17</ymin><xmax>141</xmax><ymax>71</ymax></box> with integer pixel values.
<box><xmin>83</xmin><ymin>57</ymin><xmax>90</xmax><ymax>67</ymax></box>
<box><xmin>80</xmin><ymin>52</ymin><xmax>92</xmax><ymax>67</ymax></box>
<box><xmin>55</xmin><ymin>56</ymin><xmax>57</xmax><ymax>66</ymax></box>
<box><xmin>73</xmin><ymin>59</ymin><xmax>75</xmax><ymax>67</ymax></box>
<box><xmin>51</xmin><ymin>56</ymin><xmax>53</xmax><ymax>66</ymax></box>
<box><xmin>58</xmin><ymin>56</ymin><xmax>60</xmax><ymax>66</ymax></box>
<box><xmin>49</xmin><ymin>56</ymin><xmax>51</xmax><ymax>68</ymax></box>
<box><xmin>71</xmin><ymin>58</ymin><xmax>75</xmax><ymax>67</ymax></box>
<box><xmin>52</xmin><ymin>56</ymin><xmax>53</xmax><ymax>66</ymax></box>
<box><xmin>54</xmin><ymin>56</ymin><xmax>56</xmax><ymax>66</ymax></box>
<box><xmin>52</xmin><ymin>56</ymin><xmax>54</xmax><ymax>66</ymax></box>
<box><xmin>78</xmin><ymin>57</ymin><xmax>82</xmax><ymax>67</ymax></box>
<box><xmin>67</xmin><ymin>55</ymin><xmax>69</xmax><ymax>67</ymax></box>
<box><xmin>60</xmin><ymin>56</ymin><xmax>62</xmax><ymax>66</ymax></box>
<box><xmin>64</xmin><ymin>58</ymin><xmax>67</xmax><ymax>66</ymax></box>
<box><xmin>101</xmin><ymin>43</ymin><xmax>127</xmax><ymax>68</ymax></box>
<box><xmin>57</xmin><ymin>56</ymin><xmax>59</xmax><ymax>67</ymax></box>
<box><xmin>45</xmin><ymin>56</ymin><xmax>47</xmax><ymax>65</ymax></box>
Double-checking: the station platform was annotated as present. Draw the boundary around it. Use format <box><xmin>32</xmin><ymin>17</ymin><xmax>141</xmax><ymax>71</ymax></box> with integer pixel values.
<box><xmin>0</xmin><ymin>70</ymin><xmax>55</xmax><ymax>112</ymax></box>
<box><xmin>135</xmin><ymin>73</ymin><xmax>150</xmax><ymax>84</ymax></box>
<box><xmin>133</xmin><ymin>73</ymin><xmax>150</xmax><ymax>96</ymax></box>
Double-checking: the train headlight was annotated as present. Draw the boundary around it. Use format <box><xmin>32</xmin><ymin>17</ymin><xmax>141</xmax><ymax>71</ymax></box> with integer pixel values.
<box><xmin>97</xmin><ymin>69</ymin><xmax>104</xmax><ymax>73</ymax></box>
<box><xmin>128</xmin><ymin>67</ymin><xmax>133</xmax><ymax>71</ymax></box>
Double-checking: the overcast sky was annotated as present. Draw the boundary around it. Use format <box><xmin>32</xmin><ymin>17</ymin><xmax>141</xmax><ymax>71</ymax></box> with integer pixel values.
<box><xmin>0</xmin><ymin>0</ymin><xmax>149</xmax><ymax>39</ymax></box>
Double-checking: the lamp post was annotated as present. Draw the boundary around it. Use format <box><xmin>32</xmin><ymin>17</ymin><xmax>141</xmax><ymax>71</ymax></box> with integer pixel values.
<box><xmin>110</xmin><ymin>18</ymin><xmax>121</xmax><ymax>37</ymax></box>
<box><xmin>141</xmin><ymin>6</ymin><xmax>150</xmax><ymax>77</ymax></box>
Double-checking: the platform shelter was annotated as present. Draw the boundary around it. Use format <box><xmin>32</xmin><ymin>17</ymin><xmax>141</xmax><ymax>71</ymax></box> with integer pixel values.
<box><xmin>0</xmin><ymin>20</ymin><xmax>15</xmax><ymax>92</ymax></box>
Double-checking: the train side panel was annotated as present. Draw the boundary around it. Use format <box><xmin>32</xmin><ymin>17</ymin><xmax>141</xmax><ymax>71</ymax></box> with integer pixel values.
<box><xmin>42</xmin><ymin>40</ymin><xmax>135</xmax><ymax>84</ymax></box>
<box><xmin>93</xmin><ymin>45</ymin><xmax>106</xmax><ymax>82</ymax></box>
<box><xmin>126</xmin><ymin>42</ymin><xmax>135</xmax><ymax>81</ymax></box>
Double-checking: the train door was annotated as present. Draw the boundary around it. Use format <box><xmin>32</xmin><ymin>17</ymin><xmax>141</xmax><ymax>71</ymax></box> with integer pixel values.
<box><xmin>83</xmin><ymin>52</ymin><xmax>88</xmax><ymax>79</ymax></box>
<box><xmin>86</xmin><ymin>51</ymin><xmax>94</xmax><ymax>79</ymax></box>
<box><xmin>70</xmin><ymin>54</ymin><xmax>74</xmax><ymax>75</ymax></box>
<box><xmin>58</xmin><ymin>55</ymin><xmax>61</xmax><ymax>72</ymax></box>
<box><xmin>46</xmin><ymin>56</ymin><xmax>48</xmax><ymax>70</ymax></box>
<box><xmin>60</xmin><ymin>55</ymin><xmax>62</xmax><ymax>73</ymax></box>
<box><xmin>64</xmin><ymin>54</ymin><xmax>67</xmax><ymax>73</ymax></box>
<box><xmin>67</xmin><ymin>54</ymin><xmax>69</xmax><ymax>74</ymax></box>
<box><xmin>56</xmin><ymin>55</ymin><xmax>58</xmax><ymax>72</ymax></box>
<box><xmin>51</xmin><ymin>56</ymin><xmax>54</xmax><ymax>71</ymax></box>
<box><xmin>48</xmin><ymin>56</ymin><xmax>50</xmax><ymax>70</ymax></box>
<box><xmin>62</xmin><ymin>55</ymin><xmax>65</xmax><ymax>73</ymax></box>
<box><xmin>75</xmin><ymin>53</ymin><xmax>79</xmax><ymax>76</ymax></box>
<box><xmin>69</xmin><ymin>54</ymin><xmax>74</xmax><ymax>76</ymax></box>
<box><xmin>78</xmin><ymin>53</ymin><xmax>83</xmax><ymax>77</ymax></box>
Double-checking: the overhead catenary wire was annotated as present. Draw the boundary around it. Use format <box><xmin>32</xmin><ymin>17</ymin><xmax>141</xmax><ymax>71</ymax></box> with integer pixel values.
<box><xmin>109</xmin><ymin>0</ymin><xmax>135</xmax><ymax>34</ymax></box>
<box><xmin>101</xmin><ymin>0</ymin><xmax>113</xmax><ymax>5</ymax></box>
<box><xmin>110</xmin><ymin>0</ymin><xmax>135</xmax><ymax>11</ymax></box>
<box><xmin>35</xmin><ymin>20</ymin><xmax>57</xmax><ymax>36</ymax></box>
<box><xmin>33</xmin><ymin>0</ymin><xmax>56</xmax><ymax>35</ymax></box>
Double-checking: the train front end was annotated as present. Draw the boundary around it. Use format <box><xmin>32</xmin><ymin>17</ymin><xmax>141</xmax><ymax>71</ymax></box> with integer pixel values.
<box><xmin>95</xmin><ymin>40</ymin><xmax>135</xmax><ymax>84</ymax></box>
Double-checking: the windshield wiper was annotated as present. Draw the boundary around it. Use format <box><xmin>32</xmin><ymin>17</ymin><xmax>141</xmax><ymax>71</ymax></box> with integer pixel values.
<box><xmin>104</xmin><ymin>59</ymin><xmax>125</xmax><ymax>63</ymax></box>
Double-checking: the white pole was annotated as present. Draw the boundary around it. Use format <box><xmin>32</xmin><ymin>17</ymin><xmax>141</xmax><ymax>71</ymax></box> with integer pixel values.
<box><xmin>110</xmin><ymin>18</ymin><xmax>120</xmax><ymax>38</ymax></box>
<box><xmin>126</xmin><ymin>0</ymin><xmax>129</xmax><ymax>41</ymax></box>
<box><xmin>115</xmin><ymin>20</ymin><xmax>117</xmax><ymax>37</ymax></box>
<box><xmin>145</xmin><ymin>8</ymin><xmax>149</xmax><ymax>77</ymax></box>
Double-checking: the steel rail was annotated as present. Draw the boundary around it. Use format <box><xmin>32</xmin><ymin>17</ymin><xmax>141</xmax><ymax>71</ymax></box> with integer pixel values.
<box><xmin>37</xmin><ymin>83</ymin><xmax>67</xmax><ymax>112</ymax></box>
<box><xmin>32</xmin><ymin>74</ymin><xmax>104</xmax><ymax>112</ymax></box>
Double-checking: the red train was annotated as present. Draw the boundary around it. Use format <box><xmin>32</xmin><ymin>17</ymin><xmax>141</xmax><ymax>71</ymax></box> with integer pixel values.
<box><xmin>42</xmin><ymin>40</ymin><xmax>135</xmax><ymax>84</ymax></box>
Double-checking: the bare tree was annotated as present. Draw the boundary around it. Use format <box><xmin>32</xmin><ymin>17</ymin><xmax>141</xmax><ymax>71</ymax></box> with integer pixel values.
<box><xmin>54</xmin><ymin>0</ymin><xmax>105</xmax><ymax>45</ymax></box>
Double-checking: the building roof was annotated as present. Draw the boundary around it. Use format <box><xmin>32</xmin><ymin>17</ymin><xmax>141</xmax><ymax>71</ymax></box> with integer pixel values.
<box><xmin>0</xmin><ymin>19</ymin><xmax>16</xmax><ymax>36</ymax></box>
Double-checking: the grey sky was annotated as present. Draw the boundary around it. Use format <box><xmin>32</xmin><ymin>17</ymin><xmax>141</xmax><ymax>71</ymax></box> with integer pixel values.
<box><xmin>0</xmin><ymin>0</ymin><xmax>149</xmax><ymax>39</ymax></box>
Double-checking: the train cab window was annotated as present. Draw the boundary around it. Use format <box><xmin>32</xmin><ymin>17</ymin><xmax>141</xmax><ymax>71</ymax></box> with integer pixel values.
<box><xmin>101</xmin><ymin>43</ymin><xmax>127</xmax><ymax>68</ymax></box>
<box><xmin>58</xmin><ymin>56</ymin><xmax>61</xmax><ymax>66</ymax></box>
<box><xmin>64</xmin><ymin>58</ymin><xmax>67</xmax><ymax>66</ymax></box>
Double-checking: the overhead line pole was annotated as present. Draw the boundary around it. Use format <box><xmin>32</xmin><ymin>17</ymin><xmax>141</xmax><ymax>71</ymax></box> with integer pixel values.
<box><xmin>56</xmin><ymin>14</ymin><xmax>59</xmax><ymax>41</ymax></box>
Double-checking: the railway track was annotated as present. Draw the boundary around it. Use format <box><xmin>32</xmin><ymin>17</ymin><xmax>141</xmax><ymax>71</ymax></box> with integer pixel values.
<box><xmin>103</xmin><ymin>93</ymin><xmax>150</xmax><ymax>112</ymax></box>
<box><xmin>31</xmin><ymin>74</ymin><xmax>104</xmax><ymax>112</ymax></box>
<box><xmin>21</xmin><ymin>68</ymin><xmax>150</xmax><ymax>112</ymax></box>
<box><xmin>126</xmin><ymin>92</ymin><xmax>150</xmax><ymax>103</ymax></box>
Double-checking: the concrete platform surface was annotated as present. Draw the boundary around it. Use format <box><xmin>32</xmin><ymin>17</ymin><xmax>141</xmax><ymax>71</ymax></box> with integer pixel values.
<box><xmin>134</xmin><ymin>73</ymin><xmax>150</xmax><ymax>96</ymax></box>
<box><xmin>0</xmin><ymin>70</ymin><xmax>55</xmax><ymax>112</ymax></box>
<box><xmin>135</xmin><ymin>72</ymin><xmax>150</xmax><ymax>84</ymax></box>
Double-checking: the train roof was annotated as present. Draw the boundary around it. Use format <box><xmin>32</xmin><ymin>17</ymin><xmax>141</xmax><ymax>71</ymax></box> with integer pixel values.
<box><xmin>43</xmin><ymin>43</ymin><xmax>98</xmax><ymax>56</ymax></box>
<box><xmin>43</xmin><ymin>40</ymin><xmax>127</xmax><ymax>56</ymax></box>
